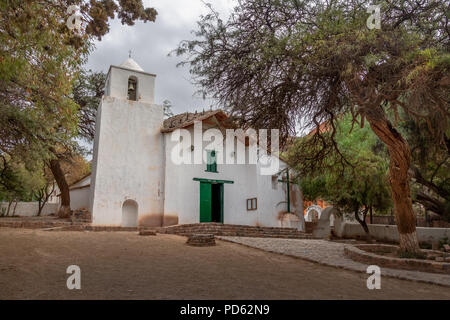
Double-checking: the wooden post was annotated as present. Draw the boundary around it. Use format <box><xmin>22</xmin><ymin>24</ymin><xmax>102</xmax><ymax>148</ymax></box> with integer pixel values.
<box><xmin>286</xmin><ymin>168</ymin><xmax>290</xmax><ymax>213</ymax></box>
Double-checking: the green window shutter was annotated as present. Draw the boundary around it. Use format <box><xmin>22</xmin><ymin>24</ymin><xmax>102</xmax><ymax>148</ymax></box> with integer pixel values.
<box><xmin>206</xmin><ymin>150</ymin><xmax>218</xmax><ymax>173</ymax></box>
<box><xmin>206</xmin><ymin>150</ymin><xmax>211</xmax><ymax>172</ymax></box>
<box><xmin>211</xmin><ymin>150</ymin><xmax>217</xmax><ymax>172</ymax></box>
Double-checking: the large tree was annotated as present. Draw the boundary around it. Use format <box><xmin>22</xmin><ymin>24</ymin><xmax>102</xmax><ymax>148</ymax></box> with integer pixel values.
<box><xmin>176</xmin><ymin>0</ymin><xmax>449</xmax><ymax>253</ymax></box>
<box><xmin>0</xmin><ymin>0</ymin><xmax>157</xmax><ymax>217</ymax></box>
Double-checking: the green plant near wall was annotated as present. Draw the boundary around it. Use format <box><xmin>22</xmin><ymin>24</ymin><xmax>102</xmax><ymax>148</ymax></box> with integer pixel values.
<box><xmin>439</xmin><ymin>237</ymin><xmax>449</xmax><ymax>249</ymax></box>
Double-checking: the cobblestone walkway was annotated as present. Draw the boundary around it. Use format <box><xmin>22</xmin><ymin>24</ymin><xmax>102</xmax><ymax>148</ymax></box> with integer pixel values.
<box><xmin>217</xmin><ymin>237</ymin><xmax>450</xmax><ymax>287</ymax></box>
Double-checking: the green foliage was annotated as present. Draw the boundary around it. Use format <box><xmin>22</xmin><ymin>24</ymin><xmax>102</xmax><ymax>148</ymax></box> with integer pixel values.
<box><xmin>439</xmin><ymin>237</ymin><xmax>449</xmax><ymax>249</ymax></box>
<box><xmin>398</xmin><ymin>250</ymin><xmax>427</xmax><ymax>259</ymax></box>
<box><xmin>0</xmin><ymin>156</ymin><xmax>25</xmax><ymax>203</ymax></box>
<box><xmin>162</xmin><ymin>100</ymin><xmax>174</xmax><ymax>118</ymax></box>
<box><xmin>299</xmin><ymin>175</ymin><xmax>326</xmax><ymax>202</ymax></box>
<box><xmin>0</xmin><ymin>0</ymin><xmax>90</xmax><ymax>163</ymax></box>
<box><xmin>0</xmin><ymin>154</ymin><xmax>47</xmax><ymax>205</ymax></box>
<box><xmin>292</xmin><ymin>114</ymin><xmax>393</xmax><ymax>215</ymax></box>
<box><xmin>81</xmin><ymin>0</ymin><xmax>158</xmax><ymax>40</ymax></box>
<box><xmin>420</xmin><ymin>242</ymin><xmax>432</xmax><ymax>250</ymax></box>
<box><xmin>72</xmin><ymin>69</ymin><xmax>106</xmax><ymax>141</ymax></box>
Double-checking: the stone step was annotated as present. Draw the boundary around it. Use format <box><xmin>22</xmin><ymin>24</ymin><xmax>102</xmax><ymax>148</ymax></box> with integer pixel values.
<box><xmin>186</xmin><ymin>234</ymin><xmax>216</xmax><ymax>246</ymax></box>
<box><xmin>158</xmin><ymin>223</ymin><xmax>312</xmax><ymax>239</ymax></box>
<box><xmin>0</xmin><ymin>220</ymin><xmax>85</xmax><ymax>229</ymax></box>
<box><xmin>1</xmin><ymin>220</ymin><xmax>312</xmax><ymax>239</ymax></box>
<box><xmin>305</xmin><ymin>222</ymin><xmax>317</xmax><ymax>234</ymax></box>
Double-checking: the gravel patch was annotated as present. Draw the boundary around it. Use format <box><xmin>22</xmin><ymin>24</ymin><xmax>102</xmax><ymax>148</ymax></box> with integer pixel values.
<box><xmin>218</xmin><ymin>237</ymin><xmax>450</xmax><ymax>287</ymax></box>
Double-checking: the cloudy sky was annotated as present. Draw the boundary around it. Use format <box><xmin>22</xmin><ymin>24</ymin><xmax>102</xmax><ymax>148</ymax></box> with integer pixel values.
<box><xmin>86</xmin><ymin>0</ymin><xmax>237</xmax><ymax>115</ymax></box>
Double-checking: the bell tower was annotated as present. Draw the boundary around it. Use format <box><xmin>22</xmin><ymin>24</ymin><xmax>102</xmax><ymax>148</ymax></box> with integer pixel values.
<box><xmin>103</xmin><ymin>58</ymin><xmax>155</xmax><ymax>103</ymax></box>
<box><xmin>89</xmin><ymin>58</ymin><xmax>165</xmax><ymax>227</ymax></box>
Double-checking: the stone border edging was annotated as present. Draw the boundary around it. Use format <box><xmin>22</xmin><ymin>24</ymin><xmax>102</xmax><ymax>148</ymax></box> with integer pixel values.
<box><xmin>217</xmin><ymin>237</ymin><xmax>450</xmax><ymax>287</ymax></box>
<box><xmin>344</xmin><ymin>244</ymin><xmax>450</xmax><ymax>275</ymax></box>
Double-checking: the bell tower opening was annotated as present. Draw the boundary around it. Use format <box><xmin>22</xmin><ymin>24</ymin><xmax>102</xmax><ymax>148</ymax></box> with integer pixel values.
<box><xmin>127</xmin><ymin>76</ymin><xmax>138</xmax><ymax>101</ymax></box>
<box><xmin>102</xmin><ymin>58</ymin><xmax>155</xmax><ymax>103</ymax></box>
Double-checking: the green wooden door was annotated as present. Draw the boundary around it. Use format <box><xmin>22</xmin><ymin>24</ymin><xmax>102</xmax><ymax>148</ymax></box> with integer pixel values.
<box><xmin>219</xmin><ymin>184</ymin><xmax>224</xmax><ymax>223</ymax></box>
<box><xmin>200</xmin><ymin>182</ymin><xmax>212</xmax><ymax>222</ymax></box>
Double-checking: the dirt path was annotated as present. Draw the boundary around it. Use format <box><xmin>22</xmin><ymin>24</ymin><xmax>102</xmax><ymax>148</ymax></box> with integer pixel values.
<box><xmin>0</xmin><ymin>228</ymin><xmax>449</xmax><ymax>299</ymax></box>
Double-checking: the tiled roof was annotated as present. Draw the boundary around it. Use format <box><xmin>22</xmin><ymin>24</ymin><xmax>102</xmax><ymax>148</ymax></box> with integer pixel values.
<box><xmin>161</xmin><ymin>109</ymin><xmax>230</xmax><ymax>133</ymax></box>
<box><xmin>68</xmin><ymin>172</ymin><xmax>91</xmax><ymax>187</ymax></box>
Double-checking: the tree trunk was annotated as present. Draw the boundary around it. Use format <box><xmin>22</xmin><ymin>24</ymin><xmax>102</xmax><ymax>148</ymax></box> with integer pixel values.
<box><xmin>415</xmin><ymin>191</ymin><xmax>447</xmax><ymax>218</ymax></box>
<box><xmin>369</xmin><ymin>206</ymin><xmax>373</xmax><ymax>224</ymax></box>
<box><xmin>365</xmin><ymin>111</ymin><xmax>420</xmax><ymax>253</ymax></box>
<box><xmin>354</xmin><ymin>208</ymin><xmax>372</xmax><ymax>242</ymax></box>
<box><xmin>298</xmin><ymin>184</ymin><xmax>306</xmax><ymax>231</ymax></box>
<box><xmin>37</xmin><ymin>183</ymin><xmax>54</xmax><ymax>217</ymax></box>
<box><xmin>37</xmin><ymin>198</ymin><xmax>43</xmax><ymax>216</ymax></box>
<box><xmin>12</xmin><ymin>200</ymin><xmax>18</xmax><ymax>216</ymax></box>
<box><xmin>6</xmin><ymin>200</ymin><xmax>13</xmax><ymax>216</ymax></box>
<box><xmin>36</xmin><ymin>190</ymin><xmax>44</xmax><ymax>216</ymax></box>
<box><xmin>49</xmin><ymin>159</ymin><xmax>71</xmax><ymax>218</ymax></box>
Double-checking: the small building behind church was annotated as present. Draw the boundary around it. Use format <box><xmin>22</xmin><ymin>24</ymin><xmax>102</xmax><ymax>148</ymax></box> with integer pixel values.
<box><xmin>74</xmin><ymin>58</ymin><xmax>304</xmax><ymax>231</ymax></box>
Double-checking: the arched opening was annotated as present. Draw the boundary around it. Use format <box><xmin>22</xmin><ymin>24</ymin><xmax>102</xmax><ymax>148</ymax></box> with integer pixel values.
<box><xmin>127</xmin><ymin>76</ymin><xmax>138</xmax><ymax>101</ymax></box>
<box><xmin>122</xmin><ymin>199</ymin><xmax>138</xmax><ymax>227</ymax></box>
<box><xmin>305</xmin><ymin>205</ymin><xmax>323</xmax><ymax>222</ymax></box>
<box><xmin>311</xmin><ymin>206</ymin><xmax>340</xmax><ymax>238</ymax></box>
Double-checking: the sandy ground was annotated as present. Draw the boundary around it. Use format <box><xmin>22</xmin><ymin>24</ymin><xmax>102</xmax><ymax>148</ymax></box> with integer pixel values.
<box><xmin>0</xmin><ymin>228</ymin><xmax>449</xmax><ymax>300</ymax></box>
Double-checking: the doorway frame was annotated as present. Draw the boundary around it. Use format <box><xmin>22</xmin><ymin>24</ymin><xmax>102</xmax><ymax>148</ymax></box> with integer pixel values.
<box><xmin>193</xmin><ymin>178</ymin><xmax>233</xmax><ymax>223</ymax></box>
<box><xmin>121</xmin><ymin>199</ymin><xmax>138</xmax><ymax>227</ymax></box>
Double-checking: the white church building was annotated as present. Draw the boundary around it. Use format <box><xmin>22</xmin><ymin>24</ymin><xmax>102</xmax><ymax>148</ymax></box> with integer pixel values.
<box><xmin>73</xmin><ymin>58</ymin><xmax>305</xmax><ymax>230</ymax></box>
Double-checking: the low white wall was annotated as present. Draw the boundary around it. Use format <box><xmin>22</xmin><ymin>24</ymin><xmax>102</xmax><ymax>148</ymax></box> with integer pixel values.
<box><xmin>70</xmin><ymin>187</ymin><xmax>90</xmax><ymax>211</ymax></box>
<box><xmin>336</xmin><ymin>222</ymin><xmax>450</xmax><ymax>243</ymax></box>
<box><xmin>0</xmin><ymin>202</ymin><xmax>59</xmax><ymax>217</ymax></box>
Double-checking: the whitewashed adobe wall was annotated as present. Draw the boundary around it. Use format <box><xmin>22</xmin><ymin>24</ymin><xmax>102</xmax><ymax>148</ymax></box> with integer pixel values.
<box><xmin>70</xmin><ymin>188</ymin><xmax>90</xmax><ymax>211</ymax></box>
<box><xmin>162</xmin><ymin>126</ymin><xmax>305</xmax><ymax>230</ymax></box>
<box><xmin>90</xmin><ymin>64</ymin><xmax>164</xmax><ymax>227</ymax></box>
<box><xmin>163</xmin><ymin>127</ymin><xmax>259</xmax><ymax>226</ymax></box>
<box><xmin>69</xmin><ymin>176</ymin><xmax>90</xmax><ymax>211</ymax></box>
<box><xmin>256</xmin><ymin>161</ymin><xmax>304</xmax><ymax>230</ymax></box>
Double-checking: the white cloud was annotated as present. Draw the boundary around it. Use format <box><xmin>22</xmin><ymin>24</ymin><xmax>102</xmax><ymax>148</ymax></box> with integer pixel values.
<box><xmin>86</xmin><ymin>0</ymin><xmax>236</xmax><ymax>115</ymax></box>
